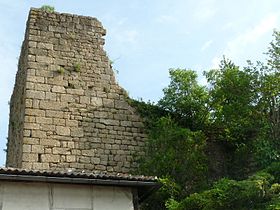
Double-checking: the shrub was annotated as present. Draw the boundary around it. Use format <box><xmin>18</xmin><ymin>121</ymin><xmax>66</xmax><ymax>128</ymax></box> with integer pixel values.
<box><xmin>40</xmin><ymin>5</ymin><xmax>55</xmax><ymax>12</ymax></box>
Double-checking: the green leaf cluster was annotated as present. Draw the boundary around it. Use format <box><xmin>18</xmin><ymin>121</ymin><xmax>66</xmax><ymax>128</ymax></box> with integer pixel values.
<box><xmin>172</xmin><ymin>163</ymin><xmax>280</xmax><ymax>210</ymax></box>
<box><xmin>139</xmin><ymin>117</ymin><xmax>207</xmax><ymax>190</ymax></box>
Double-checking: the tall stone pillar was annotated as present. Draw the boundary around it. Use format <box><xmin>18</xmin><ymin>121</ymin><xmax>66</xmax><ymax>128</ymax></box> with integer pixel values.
<box><xmin>6</xmin><ymin>8</ymin><xmax>146</xmax><ymax>174</ymax></box>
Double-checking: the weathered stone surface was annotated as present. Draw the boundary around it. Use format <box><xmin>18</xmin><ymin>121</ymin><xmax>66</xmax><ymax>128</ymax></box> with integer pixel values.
<box><xmin>22</xmin><ymin>153</ymin><xmax>38</xmax><ymax>162</ymax></box>
<box><xmin>56</xmin><ymin>126</ymin><xmax>70</xmax><ymax>136</ymax></box>
<box><xmin>40</xmin><ymin>139</ymin><xmax>60</xmax><ymax>147</ymax></box>
<box><xmin>51</xmin><ymin>85</ymin><xmax>65</xmax><ymax>93</ymax></box>
<box><xmin>36</xmin><ymin>55</ymin><xmax>53</xmax><ymax>64</ymax></box>
<box><xmin>6</xmin><ymin>8</ymin><xmax>147</xmax><ymax>174</ymax></box>
<box><xmin>31</xmin><ymin>145</ymin><xmax>44</xmax><ymax>153</ymax></box>
<box><xmin>91</xmin><ymin>97</ymin><xmax>103</xmax><ymax>107</ymax></box>
<box><xmin>41</xmin><ymin>154</ymin><xmax>60</xmax><ymax>163</ymax></box>
<box><xmin>36</xmin><ymin>117</ymin><xmax>53</xmax><ymax>125</ymax></box>
<box><xmin>37</xmin><ymin>42</ymin><xmax>53</xmax><ymax>50</ymax></box>
<box><xmin>26</xmin><ymin>90</ymin><xmax>45</xmax><ymax>99</ymax></box>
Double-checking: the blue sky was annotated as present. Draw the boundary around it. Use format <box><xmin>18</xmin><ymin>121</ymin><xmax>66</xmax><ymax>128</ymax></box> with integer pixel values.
<box><xmin>0</xmin><ymin>0</ymin><xmax>279</xmax><ymax>166</ymax></box>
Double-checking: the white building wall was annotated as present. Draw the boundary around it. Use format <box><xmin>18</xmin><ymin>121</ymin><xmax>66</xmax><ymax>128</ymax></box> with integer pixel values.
<box><xmin>0</xmin><ymin>181</ymin><xmax>134</xmax><ymax>210</ymax></box>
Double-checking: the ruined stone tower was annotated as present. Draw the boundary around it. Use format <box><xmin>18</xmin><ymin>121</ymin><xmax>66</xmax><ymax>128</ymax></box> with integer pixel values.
<box><xmin>6</xmin><ymin>8</ymin><xmax>146</xmax><ymax>174</ymax></box>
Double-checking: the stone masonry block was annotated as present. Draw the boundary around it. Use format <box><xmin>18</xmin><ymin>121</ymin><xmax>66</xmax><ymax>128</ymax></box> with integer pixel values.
<box><xmin>26</xmin><ymin>90</ymin><xmax>45</xmax><ymax>99</ymax></box>
<box><xmin>70</xmin><ymin>127</ymin><xmax>84</xmax><ymax>137</ymax></box>
<box><xmin>56</xmin><ymin>126</ymin><xmax>70</xmax><ymax>136</ymax></box>
<box><xmin>52</xmin><ymin>85</ymin><xmax>65</xmax><ymax>93</ymax></box>
<box><xmin>25</xmin><ymin>99</ymin><xmax>33</xmax><ymax>108</ymax></box>
<box><xmin>103</xmin><ymin>98</ymin><xmax>114</xmax><ymax>108</ymax></box>
<box><xmin>61</xmin><ymin>94</ymin><xmax>75</xmax><ymax>102</ymax></box>
<box><xmin>36</xmin><ymin>117</ymin><xmax>53</xmax><ymax>124</ymax></box>
<box><xmin>32</xmin><ymin>162</ymin><xmax>50</xmax><ymax>170</ymax></box>
<box><xmin>115</xmin><ymin>100</ymin><xmax>129</xmax><ymax>110</ymax></box>
<box><xmin>40</xmin><ymin>139</ymin><xmax>60</xmax><ymax>147</ymax></box>
<box><xmin>31</xmin><ymin>130</ymin><xmax>47</xmax><ymax>138</ymax></box>
<box><xmin>24</xmin><ymin>123</ymin><xmax>40</xmax><ymax>130</ymax></box>
<box><xmin>40</xmin><ymin>101</ymin><xmax>67</xmax><ymax>110</ymax></box>
<box><xmin>45</xmin><ymin>92</ymin><xmax>57</xmax><ymax>101</ymax></box>
<box><xmin>25</xmin><ymin>116</ymin><xmax>36</xmax><ymax>123</ymax></box>
<box><xmin>23</xmin><ymin>145</ymin><xmax>31</xmax><ymax>153</ymax></box>
<box><xmin>34</xmin><ymin>83</ymin><xmax>51</xmax><ymax>91</ymax></box>
<box><xmin>99</xmin><ymin>119</ymin><xmax>119</xmax><ymax>126</ymax></box>
<box><xmin>81</xmin><ymin>149</ymin><xmax>95</xmax><ymax>156</ymax></box>
<box><xmin>80</xmin><ymin>96</ymin><xmax>90</xmax><ymax>104</ymax></box>
<box><xmin>66</xmin><ymin>155</ymin><xmax>76</xmax><ymax>162</ymax></box>
<box><xmin>46</xmin><ymin>110</ymin><xmax>64</xmax><ymax>118</ymax></box>
<box><xmin>23</xmin><ymin>137</ymin><xmax>39</xmax><ymax>145</ymax></box>
<box><xmin>26</xmin><ymin>75</ymin><xmax>44</xmax><ymax>83</ymax></box>
<box><xmin>66</xmin><ymin>89</ymin><xmax>84</xmax><ymax>96</ymax></box>
<box><xmin>91</xmin><ymin>97</ymin><xmax>103</xmax><ymax>106</ymax></box>
<box><xmin>36</xmin><ymin>55</ymin><xmax>53</xmax><ymax>64</ymax></box>
<box><xmin>22</xmin><ymin>153</ymin><xmax>38</xmax><ymax>162</ymax></box>
<box><xmin>21</xmin><ymin>162</ymin><xmax>33</xmax><ymax>169</ymax></box>
<box><xmin>52</xmin><ymin>147</ymin><xmax>70</xmax><ymax>155</ymax></box>
<box><xmin>37</xmin><ymin>42</ymin><xmax>53</xmax><ymax>50</ymax></box>
<box><xmin>66</xmin><ymin>120</ymin><xmax>79</xmax><ymax>127</ymax></box>
<box><xmin>41</xmin><ymin>154</ymin><xmax>60</xmax><ymax>163</ymax></box>
<box><xmin>53</xmin><ymin>118</ymin><xmax>66</xmax><ymax>126</ymax></box>
<box><xmin>31</xmin><ymin>145</ymin><xmax>44</xmax><ymax>153</ymax></box>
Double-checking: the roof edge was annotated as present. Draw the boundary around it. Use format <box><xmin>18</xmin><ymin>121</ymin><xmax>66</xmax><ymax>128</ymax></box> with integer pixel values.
<box><xmin>0</xmin><ymin>173</ymin><xmax>159</xmax><ymax>188</ymax></box>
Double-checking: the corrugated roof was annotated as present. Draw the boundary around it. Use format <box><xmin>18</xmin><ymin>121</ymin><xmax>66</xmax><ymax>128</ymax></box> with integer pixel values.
<box><xmin>0</xmin><ymin>167</ymin><xmax>157</xmax><ymax>182</ymax></box>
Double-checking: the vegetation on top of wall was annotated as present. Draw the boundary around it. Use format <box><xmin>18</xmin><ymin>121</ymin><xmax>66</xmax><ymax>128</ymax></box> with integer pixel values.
<box><xmin>40</xmin><ymin>5</ymin><xmax>55</xmax><ymax>13</ymax></box>
<box><xmin>134</xmin><ymin>30</ymin><xmax>280</xmax><ymax>210</ymax></box>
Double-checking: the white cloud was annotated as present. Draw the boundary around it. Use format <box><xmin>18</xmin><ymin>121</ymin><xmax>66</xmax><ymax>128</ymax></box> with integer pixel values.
<box><xmin>211</xmin><ymin>13</ymin><xmax>278</xmax><ymax>68</ymax></box>
<box><xmin>201</xmin><ymin>40</ymin><xmax>213</xmax><ymax>52</ymax></box>
<box><xmin>106</xmin><ymin>28</ymin><xmax>140</xmax><ymax>56</ymax></box>
<box><xmin>226</xmin><ymin>14</ymin><xmax>277</xmax><ymax>57</ymax></box>
<box><xmin>155</xmin><ymin>15</ymin><xmax>177</xmax><ymax>24</ymax></box>
<box><xmin>123</xmin><ymin>30</ymin><xmax>139</xmax><ymax>44</ymax></box>
<box><xmin>193</xmin><ymin>0</ymin><xmax>218</xmax><ymax>21</ymax></box>
<box><xmin>117</xmin><ymin>18</ymin><xmax>127</xmax><ymax>26</ymax></box>
<box><xmin>222</xmin><ymin>21</ymin><xmax>235</xmax><ymax>31</ymax></box>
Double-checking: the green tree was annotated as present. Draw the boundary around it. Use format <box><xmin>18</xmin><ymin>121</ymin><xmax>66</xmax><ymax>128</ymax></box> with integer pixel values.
<box><xmin>138</xmin><ymin>117</ymin><xmax>208</xmax><ymax>209</ymax></box>
<box><xmin>204</xmin><ymin>58</ymin><xmax>263</xmax><ymax>177</ymax></box>
<box><xmin>159</xmin><ymin>69</ymin><xmax>210</xmax><ymax>131</ymax></box>
<box><xmin>245</xmin><ymin>31</ymin><xmax>280</xmax><ymax>167</ymax></box>
<box><xmin>263</xmin><ymin>30</ymin><xmax>280</xmax><ymax>145</ymax></box>
<box><xmin>137</xmin><ymin>30</ymin><xmax>280</xmax><ymax>209</ymax></box>
<box><xmin>205</xmin><ymin>58</ymin><xmax>260</xmax><ymax>145</ymax></box>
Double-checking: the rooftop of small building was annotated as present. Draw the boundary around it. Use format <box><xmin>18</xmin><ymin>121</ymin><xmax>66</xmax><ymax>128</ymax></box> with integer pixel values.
<box><xmin>0</xmin><ymin>167</ymin><xmax>160</xmax><ymax>202</ymax></box>
<box><xmin>0</xmin><ymin>167</ymin><xmax>157</xmax><ymax>182</ymax></box>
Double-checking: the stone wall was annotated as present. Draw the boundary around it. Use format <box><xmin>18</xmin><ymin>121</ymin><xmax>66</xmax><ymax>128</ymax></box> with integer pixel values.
<box><xmin>6</xmin><ymin>25</ymin><xmax>30</xmax><ymax>168</ymax></box>
<box><xmin>6</xmin><ymin>8</ymin><xmax>146</xmax><ymax>173</ymax></box>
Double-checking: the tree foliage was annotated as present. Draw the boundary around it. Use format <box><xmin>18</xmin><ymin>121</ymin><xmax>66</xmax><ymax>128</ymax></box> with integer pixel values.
<box><xmin>139</xmin><ymin>117</ymin><xmax>207</xmax><ymax>189</ymax></box>
<box><xmin>159</xmin><ymin>69</ymin><xmax>210</xmax><ymax>130</ymax></box>
<box><xmin>205</xmin><ymin>59</ymin><xmax>260</xmax><ymax>144</ymax></box>
<box><xmin>136</xmin><ymin>30</ymin><xmax>280</xmax><ymax>209</ymax></box>
<box><xmin>170</xmin><ymin>164</ymin><xmax>280</xmax><ymax>210</ymax></box>
<box><xmin>137</xmin><ymin>117</ymin><xmax>208</xmax><ymax>210</ymax></box>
